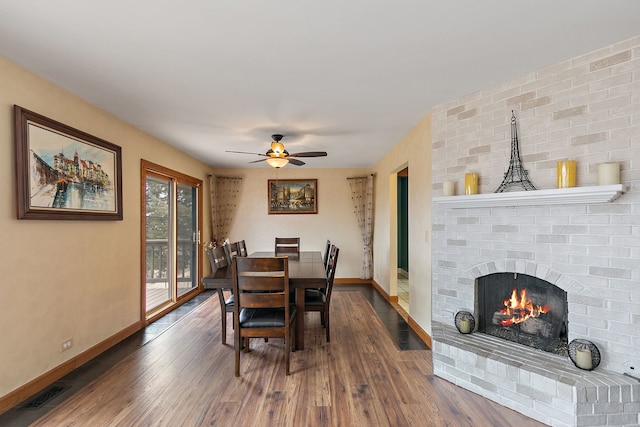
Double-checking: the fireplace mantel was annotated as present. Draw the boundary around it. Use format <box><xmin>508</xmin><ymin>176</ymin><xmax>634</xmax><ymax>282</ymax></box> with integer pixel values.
<box><xmin>433</xmin><ymin>184</ymin><xmax>626</xmax><ymax>209</ymax></box>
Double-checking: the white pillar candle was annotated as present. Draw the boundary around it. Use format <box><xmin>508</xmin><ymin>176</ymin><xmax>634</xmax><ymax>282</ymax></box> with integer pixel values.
<box><xmin>459</xmin><ymin>318</ymin><xmax>472</xmax><ymax>334</ymax></box>
<box><xmin>575</xmin><ymin>348</ymin><xmax>593</xmax><ymax>370</ymax></box>
<box><xmin>598</xmin><ymin>162</ymin><xmax>620</xmax><ymax>185</ymax></box>
<box><xmin>443</xmin><ymin>181</ymin><xmax>456</xmax><ymax>196</ymax></box>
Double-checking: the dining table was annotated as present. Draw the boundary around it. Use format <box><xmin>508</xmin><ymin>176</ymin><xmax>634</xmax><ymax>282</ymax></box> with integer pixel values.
<box><xmin>201</xmin><ymin>250</ymin><xmax>326</xmax><ymax>350</ymax></box>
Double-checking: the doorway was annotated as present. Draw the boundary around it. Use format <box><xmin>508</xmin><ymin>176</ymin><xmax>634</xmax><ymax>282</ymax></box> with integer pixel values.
<box><xmin>141</xmin><ymin>160</ymin><xmax>202</xmax><ymax>323</ymax></box>
<box><xmin>397</xmin><ymin>167</ymin><xmax>409</xmax><ymax>313</ymax></box>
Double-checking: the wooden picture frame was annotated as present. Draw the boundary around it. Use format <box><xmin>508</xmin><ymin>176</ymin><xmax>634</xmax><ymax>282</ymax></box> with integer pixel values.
<box><xmin>268</xmin><ymin>179</ymin><xmax>317</xmax><ymax>214</ymax></box>
<box><xmin>14</xmin><ymin>105</ymin><xmax>123</xmax><ymax>220</ymax></box>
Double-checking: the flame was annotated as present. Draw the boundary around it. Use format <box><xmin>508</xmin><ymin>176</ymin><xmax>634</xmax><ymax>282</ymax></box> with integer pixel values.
<box><xmin>499</xmin><ymin>288</ymin><xmax>550</xmax><ymax>326</ymax></box>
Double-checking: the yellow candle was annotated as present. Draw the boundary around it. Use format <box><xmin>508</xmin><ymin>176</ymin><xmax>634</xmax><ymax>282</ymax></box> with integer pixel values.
<box><xmin>443</xmin><ymin>181</ymin><xmax>456</xmax><ymax>196</ymax></box>
<box><xmin>464</xmin><ymin>173</ymin><xmax>478</xmax><ymax>195</ymax></box>
<box><xmin>575</xmin><ymin>348</ymin><xmax>593</xmax><ymax>370</ymax></box>
<box><xmin>598</xmin><ymin>163</ymin><xmax>620</xmax><ymax>185</ymax></box>
<box><xmin>557</xmin><ymin>160</ymin><xmax>576</xmax><ymax>188</ymax></box>
<box><xmin>459</xmin><ymin>318</ymin><xmax>472</xmax><ymax>334</ymax></box>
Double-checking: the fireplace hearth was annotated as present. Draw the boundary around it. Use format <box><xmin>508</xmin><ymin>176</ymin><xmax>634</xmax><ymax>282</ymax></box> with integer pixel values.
<box><xmin>476</xmin><ymin>273</ymin><xmax>568</xmax><ymax>356</ymax></box>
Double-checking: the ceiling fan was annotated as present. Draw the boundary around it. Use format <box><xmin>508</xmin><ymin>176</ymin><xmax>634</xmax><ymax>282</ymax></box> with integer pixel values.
<box><xmin>226</xmin><ymin>134</ymin><xmax>327</xmax><ymax>168</ymax></box>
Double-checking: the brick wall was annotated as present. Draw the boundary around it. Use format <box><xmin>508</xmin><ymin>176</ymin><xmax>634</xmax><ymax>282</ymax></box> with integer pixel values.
<box><xmin>431</xmin><ymin>36</ymin><xmax>640</xmax><ymax>374</ymax></box>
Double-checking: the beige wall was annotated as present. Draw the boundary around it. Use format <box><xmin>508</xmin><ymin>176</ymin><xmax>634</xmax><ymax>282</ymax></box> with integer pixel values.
<box><xmin>371</xmin><ymin>114</ymin><xmax>433</xmax><ymax>333</ymax></box>
<box><xmin>211</xmin><ymin>167</ymin><xmax>368</xmax><ymax>278</ymax></box>
<box><xmin>0</xmin><ymin>55</ymin><xmax>213</xmax><ymax>398</ymax></box>
<box><xmin>0</xmin><ymin>52</ymin><xmax>433</xmax><ymax>404</ymax></box>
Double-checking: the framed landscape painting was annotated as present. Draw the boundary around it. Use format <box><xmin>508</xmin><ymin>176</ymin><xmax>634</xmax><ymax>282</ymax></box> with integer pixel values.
<box><xmin>14</xmin><ymin>105</ymin><xmax>123</xmax><ymax>220</ymax></box>
<box><xmin>268</xmin><ymin>179</ymin><xmax>317</xmax><ymax>214</ymax></box>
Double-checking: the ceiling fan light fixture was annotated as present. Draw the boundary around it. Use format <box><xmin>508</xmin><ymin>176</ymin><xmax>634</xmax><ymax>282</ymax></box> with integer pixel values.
<box><xmin>271</xmin><ymin>141</ymin><xmax>285</xmax><ymax>154</ymax></box>
<box><xmin>266</xmin><ymin>157</ymin><xmax>289</xmax><ymax>168</ymax></box>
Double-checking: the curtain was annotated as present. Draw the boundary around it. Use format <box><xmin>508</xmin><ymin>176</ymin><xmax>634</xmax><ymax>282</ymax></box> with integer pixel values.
<box><xmin>209</xmin><ymin>175</ymin><xmax>243</xmax><ymax>245</ymax></box>
<box><xmin>348</xmin><ymin>174</ymin><xmax>374</xmax><ymax>279</ymax></box>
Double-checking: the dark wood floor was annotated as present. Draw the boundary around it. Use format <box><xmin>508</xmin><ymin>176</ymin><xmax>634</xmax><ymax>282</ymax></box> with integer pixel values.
<box><xmin>15</xmin><ymin>287</ymin><xmax>544</xmax><ymax>426</ymax></box>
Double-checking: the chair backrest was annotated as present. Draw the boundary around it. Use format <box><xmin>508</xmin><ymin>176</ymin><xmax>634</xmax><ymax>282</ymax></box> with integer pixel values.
<box><xmin>322</xmin><ymin>239</ymin><xmax>331</xmax><ymax>269</ymax></box>
<box><xmin>232</xmin><ymin>256</ymin><xmax>292</xmax><ymax>376</ymax></box>
<box><xmin>236</xmin><ymin>240</ymin><xmax>248</xmax><ymax>257</ymax></box>
<box><xmin>274</xmin><ymin>237</ymin><xmax>300</xmax><ymax>257</ymax></box>
<box><xmin>228</xmin><ymin>241</ymin><xmax>240</xmax><ymax>257</ymax></box>
<box><xmin>207</xmin><ymin>245</ymin><xmax>231</xmax><ymax>279</ymax></box>
<box><xmin>324</xmin><ymin>245</ymin><xmax>339</xmax><ymax>303</ymax></box>
<box><xmin>232</xmin><ymin>257</ymin><xmax>290</xmax><ymax>311</ymax></box>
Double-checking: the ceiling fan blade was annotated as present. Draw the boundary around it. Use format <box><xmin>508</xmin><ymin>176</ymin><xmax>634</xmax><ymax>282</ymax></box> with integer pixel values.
<box><xmin>249</xmin><ymin>158</ymin><xmax>267</xmax><ymax>164</ymax></box>
<box><xmin>288</xmin><ymin>151</ymin><xmax>328</xmax><ymax>158</ymax></box>
<box><xmin>288</xmin><ymin>158</ymin><xmax>306</xmax><ymax>166</ymax></box>
<box><xmin>226</xmin><ymin>150</ymin><xmax>267</xmax><ymax>157</ymax></box>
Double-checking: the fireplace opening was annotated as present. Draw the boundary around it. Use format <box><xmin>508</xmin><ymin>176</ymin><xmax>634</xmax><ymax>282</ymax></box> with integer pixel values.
<box><xmin>476</xmin><ymin>273</ymin><xmax>568</xmax><ymax>356</ymax></box>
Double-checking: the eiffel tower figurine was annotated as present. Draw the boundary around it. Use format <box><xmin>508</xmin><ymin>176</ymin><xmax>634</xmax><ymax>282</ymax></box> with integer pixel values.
<box><xmin>495</xmin><ymin>111</ymin><xmax>537</xmax><ymax>192</ymax></box>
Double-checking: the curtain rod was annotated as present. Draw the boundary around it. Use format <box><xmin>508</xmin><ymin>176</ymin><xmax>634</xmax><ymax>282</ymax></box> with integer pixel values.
<box><xmin>208</xmin><ymin>174</ymin><xmax>243</xmax><ymax>179</ymax></box>
<box><xmin>346</xmin><ymin>173</ymin><xmax>376</xmax><ymax>180</ymax></box>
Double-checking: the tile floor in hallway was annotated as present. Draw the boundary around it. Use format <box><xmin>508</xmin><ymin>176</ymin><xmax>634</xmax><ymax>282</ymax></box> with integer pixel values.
<box><xmin>397</xmin><ymin>269</ymin><xmax>409</xmax><ymax>313</ymax></box>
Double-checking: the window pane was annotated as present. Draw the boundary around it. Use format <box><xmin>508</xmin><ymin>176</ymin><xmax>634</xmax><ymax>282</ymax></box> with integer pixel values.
<box><xmin>145</xmin><ymin>176</ymin><xmax>172</xmax><ymax>311</ymax></box>
<box><xmin>176</xmin><ymin>182</ymin><xmax>197</xmax><ymax>297</ymax></box>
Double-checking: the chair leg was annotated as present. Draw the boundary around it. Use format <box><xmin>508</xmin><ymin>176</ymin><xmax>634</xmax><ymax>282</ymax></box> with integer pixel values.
<box><xmin>285</xmin><ymin>326</ymin><xmax>292</xmax><ymax>375</ymax></box>
<box><xmin>235</xmin><ymin>332</ymin><xmax>241</xmax><ymax>377</ymax></box>
<box><xmin>291</xmin><ymin>320</ymin><xmax>296</xmax><ymax>353</ymax></box>
<box><xmin>285</xmin><ymin>334</ymin><xmax>290</xmax><ymax>375</ymax></box>
<box><xmin>217</xmin><ymin>290</ymin><xmax>227</xmax><ymax>345</ymax></box>
<box><xmin>221</xmin><ymin>312</ymin><xmax>227</xmax><ymax>345</ymax></box>
<box><xmin>325</xmin><ymin>310</ymin><xmax>330</xmax><ymax>342</ymax></box>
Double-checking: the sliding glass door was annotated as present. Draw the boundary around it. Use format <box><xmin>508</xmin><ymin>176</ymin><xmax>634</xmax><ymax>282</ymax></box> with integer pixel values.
<box><xmin>176</xmin><ymin>182</ymin><xmax>198</xmax><ymax>298</ymax></box>
<box><xmin>142</xmin><ymin>160</ymin><xmax>202</xmax><ymax>321</ymax></box>
<box><xmin>145</xmin><ymin>174</ymin><xmax>173</xmax><ymax>311</ymax></box>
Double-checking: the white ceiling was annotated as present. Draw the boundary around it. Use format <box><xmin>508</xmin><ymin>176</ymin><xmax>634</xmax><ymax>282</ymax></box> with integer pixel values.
<box><xmin>1</xmin><ymin>1</ymin><xmax>639</xmax><ymax>169</ymax></box>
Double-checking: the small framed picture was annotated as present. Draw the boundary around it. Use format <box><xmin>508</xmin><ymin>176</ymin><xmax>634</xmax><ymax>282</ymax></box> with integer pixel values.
<box><xmin>268</xmin><ymin>179</ymin><xmax>317</xmax><ymax>214</ymax></box>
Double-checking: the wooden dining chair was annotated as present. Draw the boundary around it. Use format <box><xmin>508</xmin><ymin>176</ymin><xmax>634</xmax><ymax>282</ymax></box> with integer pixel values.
<box><xmin>236</xmin><ymin>240</ymin><xmax>248</xmax><ymax>257</ymax></box>
<box><xmin>227</xmin><ymin>241</ymin><xmax>240</xmax><ymax>258</ymax></box>
<box><xmin>304</xmin><ymin>245</ymin><xmax>339</xmax><ymax>342</ymax></box>
<box><xmin>322</xmin><ymin>239</ymin><xmax>331</xmax><ymax>272</ymax></box>
<box><xmin>274</xmin><ymin>237</ymin><xmax>300</xmax><ymax>258</ymax></box>
<box><xmin>206</xmin><ymin>245</ymin><xmax>234</xmax><ymax>345</ymax></box>
<box><xmin>232</xmin><ymin>256</ymin><xmax>296</xmax><ymax>376</ymax></box>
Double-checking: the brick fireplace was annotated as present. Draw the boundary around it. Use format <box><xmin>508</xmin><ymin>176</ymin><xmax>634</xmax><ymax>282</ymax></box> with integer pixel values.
<box><xmin>431</xmin><ymin>257</ymin><xmax>638</xmax><ymax>426</ymax></box>
<box><xmin>429</xmin><ymin>36</ymin><xmax>640</xmax><ymax>426</ymax></box>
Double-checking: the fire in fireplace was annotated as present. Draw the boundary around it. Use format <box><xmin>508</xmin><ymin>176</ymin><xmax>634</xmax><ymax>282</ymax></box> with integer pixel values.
<box><xmin>476</xmin><ymin>273</ymin><xmax>568</xmax><ymax>356</ymax></box>
<box><xmin>498</xmin><ymin>288</ymin><xmax>550</xmax><ymax>326</ymax></box>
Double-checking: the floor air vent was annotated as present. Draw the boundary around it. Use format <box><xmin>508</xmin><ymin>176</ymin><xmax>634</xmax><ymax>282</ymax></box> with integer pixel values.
<box><xmin>24</xmin><ymin>384</ymin><xmax>69</xmax><ymax>409</ymax></box>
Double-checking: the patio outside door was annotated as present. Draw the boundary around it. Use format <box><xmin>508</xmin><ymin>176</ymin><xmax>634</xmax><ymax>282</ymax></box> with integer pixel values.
<box><xmin>142</xmin><ymin>160</ymin><xmax>202</xmax><ymax>321</ymax></box>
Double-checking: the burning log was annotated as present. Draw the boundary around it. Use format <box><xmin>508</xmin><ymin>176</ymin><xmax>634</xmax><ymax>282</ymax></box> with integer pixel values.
<box><xmin>520</xmin><ymin>317</ymin><xmax>552</xmax><ymax>338</ymax></box>
<box><xmin>492</xmin><ymin>312</ymin><xmax>512</xmax><ymax>326</ymax></box>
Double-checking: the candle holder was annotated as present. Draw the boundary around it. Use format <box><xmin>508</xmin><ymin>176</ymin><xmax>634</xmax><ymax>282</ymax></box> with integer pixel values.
<box><xmin>455</xmin><ymin>311</ymin><xmax>475</xmax><ymax>334</ymax></box>
<box><xmin>568</xmin><ymin>339</ymin><xmax>600</xmax><ymax>371</ymax></box>
<box><xmin>557</xmin><ymin>160</ymin><xmax>576</xmax><ymax>188</ymax></box>
<box><xmin>464</xmin><ymin>173</ymin><xmax>478</xmax><ymax>195</ymax></box>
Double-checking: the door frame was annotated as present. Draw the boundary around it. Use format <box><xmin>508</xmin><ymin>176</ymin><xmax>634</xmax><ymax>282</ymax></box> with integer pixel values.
<box><xmin>389</xmin><ymin>164</ymin><xmax>409</xmax><ymax>308</ymax></box>
<box><xmin>397</xmin><ymin>167</ymin><xmax>409</xmax><ymax>273</ymax></box>
<box><xmin>140</xmin><ymin>159</ymin><xmax>203</xmax><ymax>325</ymax></box>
